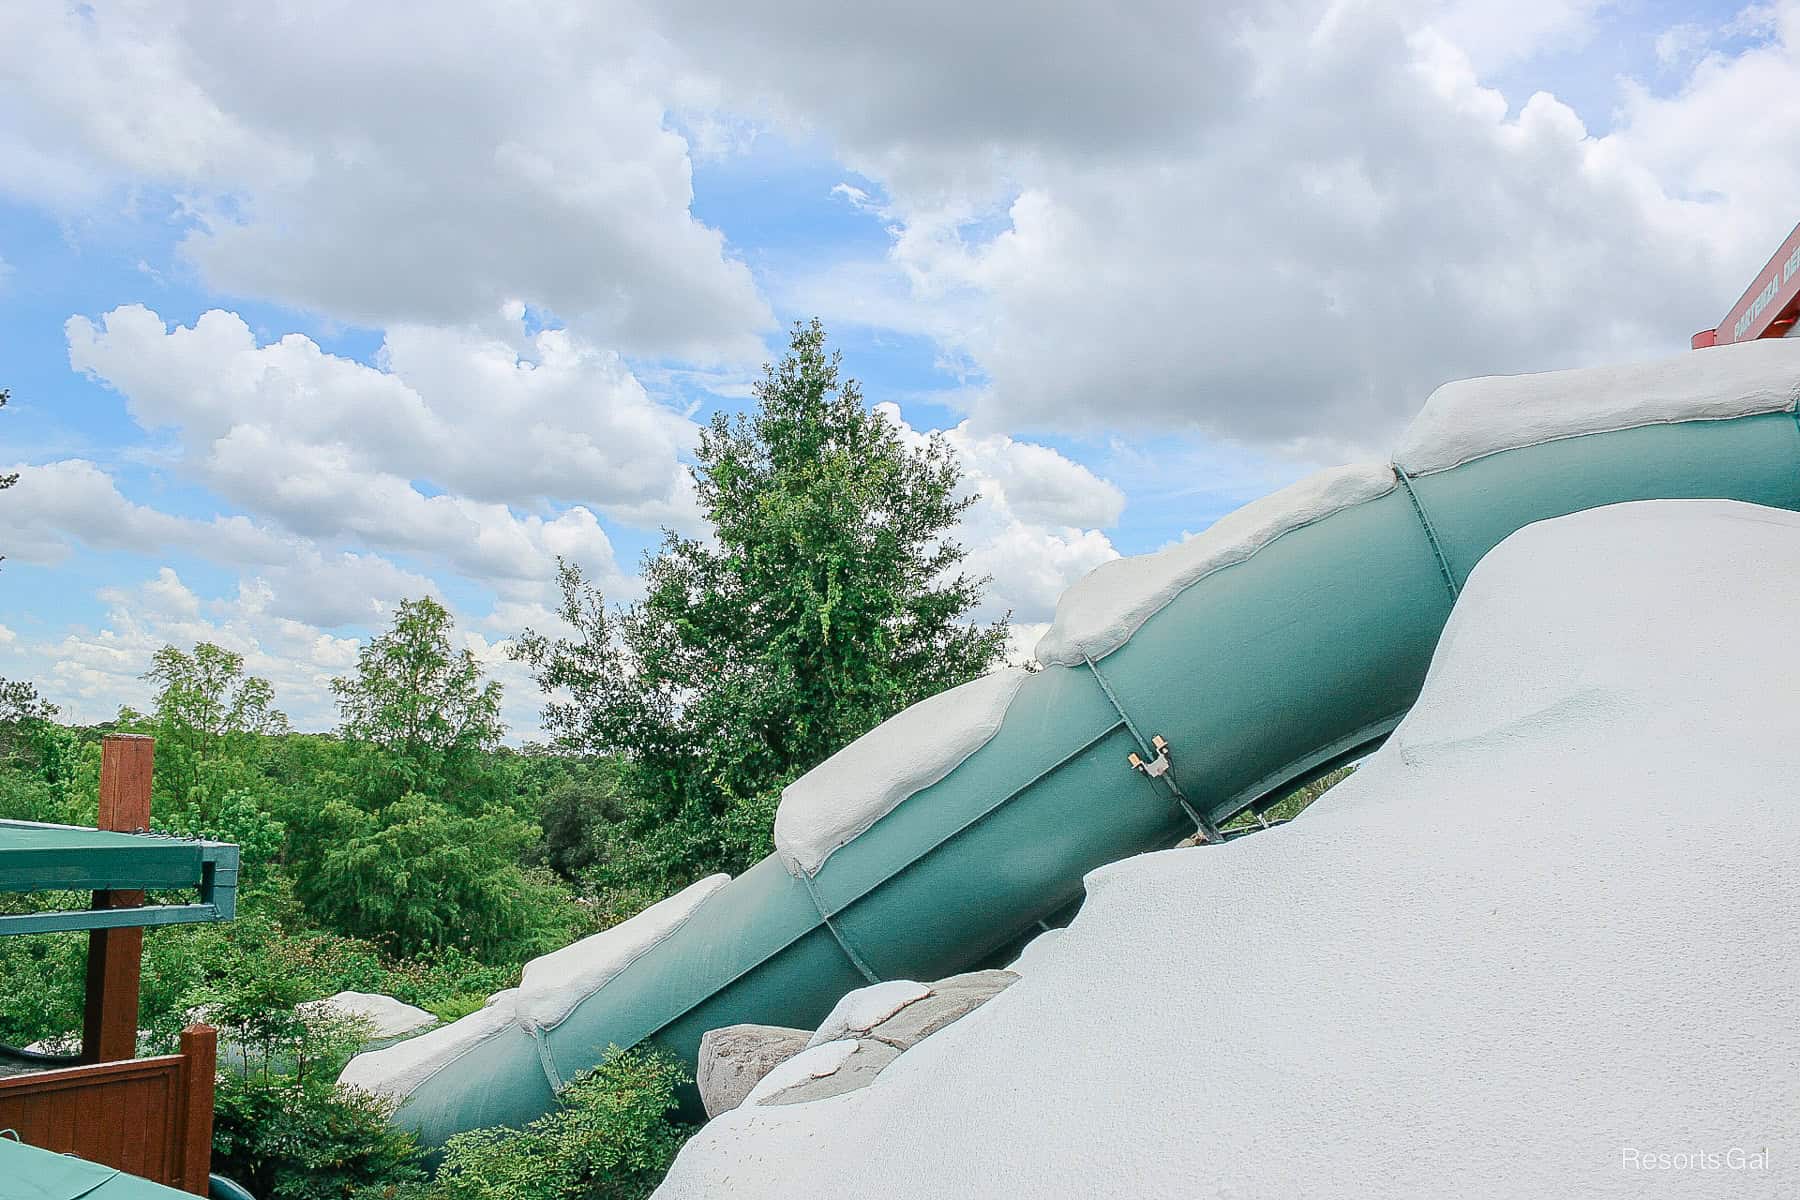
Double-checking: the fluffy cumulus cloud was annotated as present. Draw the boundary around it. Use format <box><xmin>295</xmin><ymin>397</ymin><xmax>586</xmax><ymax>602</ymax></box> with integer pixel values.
<box><xmin>1</xmin><ymin>458</ymin><xmax>287</xmax><ymax>568</ymax></box>
<box><xmin>0</xmin><ymin>567</ymin><xmax>357</xmax><ymax>728</ymax></box>
<box><xmin>0</xmin><ymin>1</ymin><xmax>769</xmax><ymax>357</ymax></box>
<box><xmin>1609</xmin><ymin>4</ymin><xmax>1800</xmax><ymax>268</ymax></box>
<box><xmin>879</xmin><ymin>404</ymin><xmax>1120</xmax><ymax>626</ymax></box>
<box><xmin>652</xmin><ymin>0</ymin><xmax>1800</xmax><ymax>453</ymax></box>
<box><xmin>0</xmin><ymin>563</ymin><xmax>555</xmax><ymax>733</ymax></box>
<box><xmin>65</xmin><ymin>304</ymin><xmax>677</xmax><ymax>589</ymax></box>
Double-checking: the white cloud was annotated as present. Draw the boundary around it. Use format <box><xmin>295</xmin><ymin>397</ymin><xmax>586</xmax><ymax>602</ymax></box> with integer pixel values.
<box><xmin>65</xmin><ymin>305</ymin><xmax>684</xmax><ymax>589</ymax></box>
<box><xmin>11</xmin><ymin>0</ymin><xmax>1797</xmax><ymax>734</ymax></box>
<box><xmin>1611</xmin><ymin>4</ymin><xmax>1800</xmax><ymax>272</ymax></box>
<box><xmin>657</xmin><ymin>0</ymin><xmax>1790</xmax><ymax>455</ymax></box>
<box><xmin>879</xmin><ymin>403</ymin><xmax>1120</xmax><ymax>624</ymax></box>
<box><xmin>0</xmin><ymin>458</ymin><xmax>287</xmax><ymax>567</ymax></box>
<box><xmin>0</xmin><ymin>565</ymin><xmax>555</xmax><ymax>735</ymax></box>
<box><xmin>240</xmin><ymin>551</ymin><xmax>438</xmax><ymax>630</ymax></box>
<box><xmin>935</xmin><ymin>422</ymin><xmax>1125</xmax><ymax>530</ymax></box>
<box><xmin>0</xmin><ymin>567</ymin><xmax>358</xmax><ymax>729</ymax></box>
<box><xmin>67</xmin><ymin>305</ymin><xmax>694</xmax><ymax>515</ymax></box>
<box><xmin>646</xmin><ymin>0</ymin><xmax>1259</xmax><ymax>199</ymax></box>
<box><xmin>1428</xmin><ymin>0</ymin><xmax>1615</xmax><ymax>73</ymax></box>
<box><xmin>0</xmin><ymin>1</ymin><xmax>770</xmax><ymax>358</ymax></box>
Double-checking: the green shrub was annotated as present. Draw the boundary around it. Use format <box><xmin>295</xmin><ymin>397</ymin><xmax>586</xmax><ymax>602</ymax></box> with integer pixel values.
<box><xmin>200</xmin><ymin>953</ymin><xmax>425</xmax><ymax>1200</ymax></box>
<box><xmin>375</xmin><ymin>945</ymin><xmax>518</xmax><ymax>1018</ymax></box>
<box><xmin>0</xmin><ymin>918</ymin><xmax>84</xmax><ymax>1046</ymax></box>
<box><xmin>213</xmin><ymin>1070</ymin><xmax>423</xmax><ymax>1200</ymax></box>
<box><xmin>425</xmin><ymin>1047</ymin><xmax>693</xmax><ymax>1200</ymax></box>
<box><xmin>292</xmin><ymin>791</ymin><xmax>581</xmax><ymax>960</ymax></box>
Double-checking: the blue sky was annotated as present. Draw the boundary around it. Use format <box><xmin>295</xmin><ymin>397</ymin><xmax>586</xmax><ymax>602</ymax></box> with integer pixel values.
<box><xmin>2</xmin><ymin>0</ymin><xmax>1795</xmax><ymax>734</ymax></box>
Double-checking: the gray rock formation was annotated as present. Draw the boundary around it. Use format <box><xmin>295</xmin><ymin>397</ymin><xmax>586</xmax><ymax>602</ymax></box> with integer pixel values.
<box><xmin>302</xmin><ymin>990</ymin><xmax>438</xmax><ymax>1043</ymax></box>
<box><xmin>741</xmin><ymin>968</ymin><xmax>1021</xmax><ymax>1111</ymax></box>
<box><xmin>863</xmin><ymin>969</ymin><xmax>1017</xmax><ymax>1051</ymax></box>
<box><xmin>697</xmin><ymin>1023</ymin><xmax>812</xmax><ymax>1117</ymax></box>
<box><xmin>757</xmin><ymin>1039</ymin><xmax>901</xmax><ymax>1106</ymax></box>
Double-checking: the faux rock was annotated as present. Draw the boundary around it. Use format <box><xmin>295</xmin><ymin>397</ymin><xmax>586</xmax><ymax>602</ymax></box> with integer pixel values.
<box><xmin>697</xmin><ymin>1023</ymin><xmax>812</xmax><ymax>1117</ymax></box>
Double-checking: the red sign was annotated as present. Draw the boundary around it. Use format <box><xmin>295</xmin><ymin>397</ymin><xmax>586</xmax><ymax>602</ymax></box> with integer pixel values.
<box><xmin>1717</xmin><ymin>220</ymin><xmax>1800</xmax><ymax>345</ymax></box>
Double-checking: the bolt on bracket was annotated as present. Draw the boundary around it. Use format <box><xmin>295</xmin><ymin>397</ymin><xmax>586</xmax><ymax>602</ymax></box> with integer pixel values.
<box><xmin>1128</xmin><ymin>734</ymin><xmax>1172</xmax><ymax>779</ymax></box>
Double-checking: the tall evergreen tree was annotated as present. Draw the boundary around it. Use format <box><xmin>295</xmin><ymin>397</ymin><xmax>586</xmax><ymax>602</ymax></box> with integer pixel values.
<box><xmin>516</xmin><ymin>318</ymin><xmax>1008</xmax><ymax>885</ymax></box>
<box><xmin>294</xmin><ymin>597</ymin><xmax>564</xmax><ymax>957</ymax></box>
<box><xmin>331</xmin><ymin>595</ymin><xmax>504</xmax><ymax>811</ymax></box>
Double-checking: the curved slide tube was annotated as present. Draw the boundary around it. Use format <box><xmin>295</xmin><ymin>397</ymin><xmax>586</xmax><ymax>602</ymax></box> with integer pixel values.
<box><xmin>344</xmin><ymin>340</ymin><xmax>1800</xmax><ymax>1146</ymax></box>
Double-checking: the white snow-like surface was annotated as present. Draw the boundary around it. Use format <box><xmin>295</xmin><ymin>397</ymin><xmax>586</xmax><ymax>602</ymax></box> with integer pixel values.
<box><xmin>804</xmin><ymin>980</ymin><xmax>931</xmax><ymax>1049</ymax></box>
<box><xmin>300</xmin><ymin>991</ymin><xmax>436</xmax><ymax>1040</ymax></box>
<box><xmin>1005</xmin><ymin>927</ymin><xmax>1065</xmax><ymax>976</ymax></box>
<box><xmin>1394</xmin><ymin>338</ymin><xmax>1800</xmax><ymax>476</ymax></box>
<box><xmin>775</xmin><ymin>668</ymin><xmax>1029</xmax><ymax>876</ymax></box>
<box><xmin>743</xmin><ymin>1040</ymin><xmax>860</xmax><ymax>1105</ymax></box>
<box><xmin>658</xmin><ymin>500</ymin><xmax>1800</xmax><ymax>1199</ymax></box>
<box><xmin>340</xmin><ymin>989</ymin><xmax>520</xmax><ymax>1102</ymax></box>
<box><xmin>518</xmin><ymin>873</ymin><xmax>730</xmax><ymax>1031</ymax></box>
<box><xmin>1032</xmin><ymin>463</ymin><xmax>1396</xmax><ymax>667</ymax></box>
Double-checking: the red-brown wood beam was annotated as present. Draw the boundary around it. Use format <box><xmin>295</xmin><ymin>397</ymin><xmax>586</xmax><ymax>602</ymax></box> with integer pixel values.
<box><xmin>82</xmin><ymin>735</ymin><xmax>154</xmax><ymax>1065</ymax></box>
<box><xmin>176</xmin><ymin>1024</ymin><xmax>218</xmax><ymax>1195</ymax></box>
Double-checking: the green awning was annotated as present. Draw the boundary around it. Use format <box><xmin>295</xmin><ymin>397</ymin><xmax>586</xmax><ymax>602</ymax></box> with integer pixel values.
<box><xmin>0</xmin><ymin>1135</ymin><xmax>196</xmax><ymax>1200</ymax></box>
<box><xmin>0</xmin><ymin>820</ymin><xmax>238</xmax><ymax>935</ymax></box>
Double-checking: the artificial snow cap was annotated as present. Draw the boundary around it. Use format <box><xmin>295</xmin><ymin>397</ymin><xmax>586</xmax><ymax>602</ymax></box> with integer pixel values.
<box><xmin>775</xmin><ymin>668</ymin><xmax>1030</xmax><ymax>876</ymax></box>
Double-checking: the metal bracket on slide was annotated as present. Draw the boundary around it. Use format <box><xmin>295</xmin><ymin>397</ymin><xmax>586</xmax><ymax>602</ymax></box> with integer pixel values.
<box><xmin>1128</xmin><ymin>734</ymin><xmax>1172</xmax><ymax>779</ymax></box>
<box><xmin>1130</xmin><ymin>735</ymin><xmax>1225</xmax><ymax>845</ymax></box>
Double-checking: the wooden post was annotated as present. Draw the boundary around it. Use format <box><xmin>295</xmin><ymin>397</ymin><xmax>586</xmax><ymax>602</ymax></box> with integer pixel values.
<box><xmin>81</xmin><ymin>735</ymin><xmax>154</xmax><ymax>1065</ymax></box>
<box><xmin>176</xmin><ymin>1024</ymin><xmax>218</xmax><ymax>1195</ymax></box>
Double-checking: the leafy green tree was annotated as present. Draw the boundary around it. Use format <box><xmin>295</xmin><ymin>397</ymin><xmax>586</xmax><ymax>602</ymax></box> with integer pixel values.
<box><xmin>138</xmin><ymin>644</ymin><xmax>288</xmax><ymax>863</ymax></box>
<box><xmin>333</xmin><ymin>596</ymin><xmax>505</xmax><ymax>812</ymax></box>
<box><xmin>290</xmin><ymin>598</ymin><xmax>574</xmax><ymax>958</ymax></box>
<box><xmin>516</xmin><ymin>318</ymin><xmax>1008</xmax><ymax>888</ymax></box>
<box><xmin>0</xmin><ymin>679</ymin><xmax>87</xmax><ymax>825</ymax></box>
<box><xmin>0</xmin><ymin>678</ymin><xmax>68</xmax><ymax>777</ymax></box>
<box><xmin>147</xmin><ymin>643</ymin><xmax>289</xmax><ymax>748</ymax></box>
<box><xmin>143</xmin><ymin>643</ymin><xmax>288</xmax><ymax>801</ymax></box>
<box><xmin>0</xmin><ymin>677</ymin><xmax>55</xmax><ymax>732</ymax></box>
<box><xmin>298</xmin><ymin>792</ymin><xmax>565</xmax><ymax>958</ymax></box>
<box><xmin>536</xmin><ymin>762</ymin><xmax>628</xmax><ymax>880</ymax></box>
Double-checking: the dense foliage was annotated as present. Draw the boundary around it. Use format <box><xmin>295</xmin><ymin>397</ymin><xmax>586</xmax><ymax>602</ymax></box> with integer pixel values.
<box><xmin>203</xmin><ymin>970</ymin><xmax>422</xmax><ymax>1200</ymax></box>
<box><xmin>516</xmin><ymin>318</ymin><xmax>1008</xmax><ymax>893</ymax></box>
<box><xmin>0</xmin><ymin>319</ymin><xmax>1009</xmax><ymax>1198</ymax></box>
<box><xmin>427</xmin><ymin>1048</ymin><xmax>691</xmax><ymax>1200</ymax></box>
<box><xmin>281</xmin><ymin>598</ymin><xmax>583</xmax><ymax>960</ymax></box>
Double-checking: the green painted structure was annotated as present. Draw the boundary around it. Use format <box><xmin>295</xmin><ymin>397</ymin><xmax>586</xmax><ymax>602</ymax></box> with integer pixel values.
<box><xmin>0</xmin><ymin>1132</ymin><xmax>198</xmax><ymax>1200</ymax></box>
<box><xmin>380</xmin><ymin>387</ymin><xmax>1800</xmax><ymax>1147</ymax></box>
<box><xmin>0</xmin><ymin>820</ymin><xmax>239</xmax><ymax>936</ymax></box>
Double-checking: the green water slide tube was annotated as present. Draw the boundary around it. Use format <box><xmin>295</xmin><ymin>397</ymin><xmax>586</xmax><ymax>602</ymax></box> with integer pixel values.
<box><xmin>341</xmin><ymin>340</ymin><xmax>1800</xmax><ymax>1146</ymax></box>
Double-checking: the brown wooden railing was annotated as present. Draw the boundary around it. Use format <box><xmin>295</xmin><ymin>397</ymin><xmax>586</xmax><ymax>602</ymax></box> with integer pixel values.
<box><xmin>0</xmin><ymin>1023</ymin><xmax>217</xmax><ymax>1194</ymax></box>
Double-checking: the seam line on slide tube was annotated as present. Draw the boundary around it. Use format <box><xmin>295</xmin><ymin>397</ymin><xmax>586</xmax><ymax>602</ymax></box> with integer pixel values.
<box><xmin>534</xmin><ymin>1028</ymin><xmax>565</xmax><ymax>1092</ymax></box>
<box><xmin>801</xmin><ymin>868</ymin><xmax>882</xmax><ymax>983</ymax></box>
<box><xmin>1084</xmin><ymin>655</ymin><xmax>1221</xmax><ymax>842</ymax></box>
<box><xmin>1395</xmin><ymin>465</ymin><xmax>1461</xmax><ymax>601</ymax></box>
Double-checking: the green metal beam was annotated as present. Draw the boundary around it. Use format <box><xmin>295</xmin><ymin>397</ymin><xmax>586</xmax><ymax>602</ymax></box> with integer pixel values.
<box><xmin>0</xmin><ymin>902</ymin><xmax>229</xmax><ymax>935</ymax></box>
<box><xmin>0</xmin><ymin>821</ymin><xmax>240</xmax><ymax>935</ymax></box>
